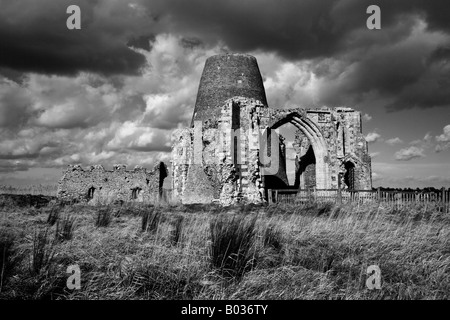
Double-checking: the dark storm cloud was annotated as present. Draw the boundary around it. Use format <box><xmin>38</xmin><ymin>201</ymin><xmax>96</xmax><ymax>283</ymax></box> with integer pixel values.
<box><xmin>143</xmin><ymin>0</ymin><xmax>450</xmax><ymax>59</ymax></box>
<box><xmin>1</xmin><ymin>0</ymin><xmax>449</xmax><ymax>78</ymax></box>
<box><xmin>0</xmin><ymin>0</ymin><xmax>449</xmax><ymax>144</ymax></box>
<box><xmin>180</xmin><ymin>37</ymin><xmax>203</xmax><ymax>49</ymax></box>
<box><xmin>139</xmin><ymin>0</ymin><xmax>450</xmax><ymax>110</ymax></box>
<box><xmin>0</xmin><ymin>0</ymin><xmax>155</xmax><ymax>76</ymax></box>
<box><xmin>127</xmin><ymin>35</ymin><xmax>156</xmax><ymax>51</ymax></box>
<box><xmin>0</xmin><ymin>161</ymin><xmax>30</xmax><ymax>173</ymax></box>
<box><xmin>2</xmin><ymin>0</ymin><xmax>450</xmax><ymax>72</ymax></box>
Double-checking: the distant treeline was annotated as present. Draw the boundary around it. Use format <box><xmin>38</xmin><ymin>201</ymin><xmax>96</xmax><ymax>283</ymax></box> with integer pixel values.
<box><xmin>0</xmin><ymin>184</ymin><xmax>58</xmax><ymax>196</ymax></box>
<box><xmin>373</xmin><ymin>187</ymin><xmax>450</xmax><ymax>193</ymax></box>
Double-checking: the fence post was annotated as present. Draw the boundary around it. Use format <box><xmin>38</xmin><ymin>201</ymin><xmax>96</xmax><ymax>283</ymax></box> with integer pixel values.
<box><xmin>443</xmin><ymin>187</ymin><xmax>446</xmax><ymax>201</ymax></box>
<box><xmin>268</xmin><ymin>189</ymin><xmax>272</xmax><ymax>204</ymax></box>
<box><xmin>447</xmin><ymin>188</ymin><xmax>450</xmax><ymax>213</ymax></box>
<box><xmin>377</xmin><ymin>187</ymin><xmax>381</xmax><ymax>203</ymax></box>
<box><xmin>441</xmin><ymin>187</ymin><xmax>446</xmax><ymax>212</ymax></box>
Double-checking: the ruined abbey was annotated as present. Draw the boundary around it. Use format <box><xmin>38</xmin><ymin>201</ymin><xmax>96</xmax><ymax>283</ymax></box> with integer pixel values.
<box><xmin>57</xmin><ymin>53</ymin><xmax>372</xmax><ymax>205</ymax></box>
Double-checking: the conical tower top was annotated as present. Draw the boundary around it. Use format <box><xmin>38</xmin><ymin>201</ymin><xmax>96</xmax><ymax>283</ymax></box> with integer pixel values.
<box><xmin>191</xmin><ymin>53</ymin><xmax>268</xmax><ymax>127</ymax></box>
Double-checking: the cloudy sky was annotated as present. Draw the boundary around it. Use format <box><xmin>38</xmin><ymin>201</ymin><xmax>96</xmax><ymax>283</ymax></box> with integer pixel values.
<box><xmin>0</xmin><ymin>0</ymin><xmax>449</xmax><ymax>188</ymax></box>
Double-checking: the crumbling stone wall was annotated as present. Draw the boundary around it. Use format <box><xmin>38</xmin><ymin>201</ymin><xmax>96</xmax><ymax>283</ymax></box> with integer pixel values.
<box><xmin>174</xmin><ymin>53</ymin><xmax>369</xmax><ymax>205</ymax></box>
<box><xmin>57</xmin><ymin>162</ymin><xmax>167</xmax><ymax>204</ymax></box>
<box><xmin>57</xmin><ymin>52</ymin><xmax>372</xmax><ymax>206</ymax></box>
<box><xmin>172</xmin><ymin>97</ymin><xmax>372</xmax><ymax>205</ymax></box>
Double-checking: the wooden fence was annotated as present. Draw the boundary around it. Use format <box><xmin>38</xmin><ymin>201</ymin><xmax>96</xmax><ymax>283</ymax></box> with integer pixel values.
<box><xmin>268</xmin><ymin>188</ymin><xmax>450</xmax><ymax>213</ymax></box>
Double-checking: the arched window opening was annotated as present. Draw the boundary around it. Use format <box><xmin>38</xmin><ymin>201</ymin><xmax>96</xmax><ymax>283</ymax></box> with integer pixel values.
<box><xmin>131</xmin><ymin>187</ymin><xmax>142</xmax><ymax>200</ymax></box>
<box><xmin>344</xmin><ymin>161</ymin><xmax>356</xmax><ymax>190</ymax></box>
<box><xmin>87</xmin><ymin>187</ymin><xmax>95</xmax><ymax>200</ymax></box>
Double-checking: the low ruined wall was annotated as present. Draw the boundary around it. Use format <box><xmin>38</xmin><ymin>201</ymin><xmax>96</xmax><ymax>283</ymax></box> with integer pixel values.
<box><xmin>57</xmin><ymin>163</ymin><xmax>167</xmax><ymax>204</ymax></box>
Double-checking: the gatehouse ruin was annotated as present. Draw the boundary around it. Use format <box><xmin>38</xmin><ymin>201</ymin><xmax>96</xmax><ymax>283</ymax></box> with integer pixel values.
<box><xmin>171</xmin><ymin>53</ymin><xmax>372</xmax><ymax>205</ymax></box>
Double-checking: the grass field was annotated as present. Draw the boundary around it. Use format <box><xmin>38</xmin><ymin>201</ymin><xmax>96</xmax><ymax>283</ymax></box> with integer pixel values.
<box><xmin>0</xmin><ymin>197</ymin><xmax>449</xmax><ymax>300</ymax></box>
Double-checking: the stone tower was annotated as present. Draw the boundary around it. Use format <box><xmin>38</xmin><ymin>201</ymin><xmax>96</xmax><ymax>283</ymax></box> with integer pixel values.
<box><xmin>191</xmin><ymin>53</ymin><xmax>268</xmax><ymax>127</ymax></box>
<box><xmin>172</xmin><ymin>54</ymin><xmax>373</xmax><ymax>205</ymax></box>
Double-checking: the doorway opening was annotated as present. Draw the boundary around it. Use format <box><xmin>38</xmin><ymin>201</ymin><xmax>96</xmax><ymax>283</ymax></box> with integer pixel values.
<box><xmin>87</xmin><ymin>186</ymin><xmax>95</xmax><ymax>200</ymax></box>
<box><xmin>131</xmin><ymin>187</ymin><xmax>142</xmax><ymax>200</ymax></box>
<box><xmin>344</xmin><ymin>161</ymin><xmax>356</xmax><ymax>190</ymax></box>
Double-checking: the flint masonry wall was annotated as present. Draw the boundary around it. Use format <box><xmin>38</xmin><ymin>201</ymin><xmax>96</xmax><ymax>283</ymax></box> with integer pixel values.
<box><xmin>57</xmin><ymin>163</ymin><xmax>167</xmax><ymax>204</ymax></box>
<box><xmin>172</xmin><ymin>97</ymin><xmax>372</xmax><ymax>205</ymax></box>
<box><xmin>289</xmin><ymin>107</ymin><xmax>372</xmax><ymax>190</ymax></box>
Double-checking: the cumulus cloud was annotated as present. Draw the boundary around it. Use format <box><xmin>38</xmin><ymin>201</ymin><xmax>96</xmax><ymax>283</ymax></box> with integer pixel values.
<box><xmin>29</xmin><ymin>74</ymin><xmax>125</xmax><ymax>129</ymax></box>
<box><xmin>106</xmin><ymin>121</ymin><xmax>171</xmax><ymax>152</ymax></box>
<box><xmin>1</xmin><ymin>0</ymin><xmax>450</xmax><ymax>112</ymax></box>
<box><xmin>0</xmin><ymin>78</ymin><xmax>32</xmax><ymax>127</ymax></box>
<box><xmin>410</xmin><ymin>132</ymin><xmax>433</xmax><ymax>148</ymax></box>
<box><xmin>365</xmin><ymin>132</ymin><xmax>382</xmax><ymax>143</ymax></box>
<box><xmin>1</xmin><ymin>0</ymin><xmax>450</xmax><ymax>185</ymax></box>
<box><xmin>394</xmin><ymin>146</ymin><xmax>426</xmax><ymax>161</ymax></box>
<box><xmin>392</xmin><ymin>132</ymin><xmax>440</xmax><ymax>161</ymax></box>
<box><xmin>362</xmin><ymin>113</ymin><xmax>372</xmax><ymax>122</ymax></box>
<box><xmin>436</xmin><ymin>125</ymin><xmax>450</xmax><ymax>142</ymax></box>
<box><xmin>435</xmin><ymin>124</ymin><xmax>450</xmax><ymax>152</ymax></box>
<box><xmin>385</xmin><ymin>137</ymin><xmax>403</xmax><ymax>146</ymax></box>
<box><xmin>372</xmin><ymin>162</ymin><xmax>450</xmax><ymax>188</ymax></box>
<box><xmin>372</xmin><ymin>172</ymin><xmax>382</xmax><ymax>182</ymax></box>
<box><xmin>0</xmin><ymin>33</ymin><xmax>222</xmax><ymax>175</ymax></box>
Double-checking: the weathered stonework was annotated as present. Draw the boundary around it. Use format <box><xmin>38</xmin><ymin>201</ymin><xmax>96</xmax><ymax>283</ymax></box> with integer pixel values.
<box><xmin>172</xmin><ymin>53</ymin><xmax>372</xmax><ymax>205</ymax></box>
<box><xmin>57</xmin><ymin>53</ymin><xmax>372</xmax><ymax>206</ymax></box>
<box><xmin>57</xmin><ymin>163</ymin><xmax>167</xmax><ymax>204</ymax></box>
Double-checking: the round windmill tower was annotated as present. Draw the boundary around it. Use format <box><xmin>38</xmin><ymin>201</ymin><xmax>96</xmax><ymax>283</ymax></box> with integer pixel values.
<box><xmin>191</xmin><ymin>53</ymin><xmax>268</xmax><ymax>127</ymax></box>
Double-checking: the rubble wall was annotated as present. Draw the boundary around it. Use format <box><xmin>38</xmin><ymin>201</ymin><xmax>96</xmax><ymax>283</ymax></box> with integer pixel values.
<box><xmin>57</xmin><ymin>163</ymin><xmax>167</xmax><ymax>204</ymax></box>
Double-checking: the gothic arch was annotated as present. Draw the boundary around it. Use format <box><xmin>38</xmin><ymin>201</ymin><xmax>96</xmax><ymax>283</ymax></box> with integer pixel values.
<box><xmin>268</xmin><ymin>111</ymin><xmax>331</xmax><ymax>189</ymax></box>
<box><xmin>341</xmin><ymin>153</ymin><xmax>362</xmax><ymax>166</ymax></box>
<box><xmin>343</xmin><ymin>161</ymin><xmax>356</xmax><ymax>190</ymax></box>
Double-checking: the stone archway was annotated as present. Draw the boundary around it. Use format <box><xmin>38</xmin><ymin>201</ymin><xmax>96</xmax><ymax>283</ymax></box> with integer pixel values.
<box><xmin>267</xmin><ymin>111</ymin><xmax>330</xmax><ymax>189</ymax></box>
<box><xmin>343</xmin><ymin>161</ymin><xmax>356</xmax><ymax>190</ymax></box>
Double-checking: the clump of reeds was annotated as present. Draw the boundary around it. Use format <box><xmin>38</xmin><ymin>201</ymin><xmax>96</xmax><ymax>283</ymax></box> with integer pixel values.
<box><xmin>0</xmin><ymin>231</ymin><xmax>17</xmax><ymax>292</ymax></box>
<box><xmin>169</xmin><ymin>215</ymin><xmax>184</xmax><ymax>245</ymax></box>
<box><xmin>55</xmin><ymin>214</ymin><xmax>76</xmax><ymax>242</ymax></box>
<box><xmin>95</xmin><ymin>207</ymin><xmax>112</xmax><ymax>227</ymax></box>
<box><xmin>141</xmin><ymin>207</ymin><xmax>161</xmax><ymax>233</ymax></box>
<box><xmin>30</xmin><ymin>228</ymin><xmax>54</xmax><ymax>275</ymax></box>
<box><xmin>263</xmin><ymin>224</ymin><xmax>283</xmax><ymax>252</ymax></box>
<box><xmin>209</xmin><ymin>214</ymin><xmax>258</xmax><ymax>278</ymax></box>
<box><xmin>47</xmin><ymin>206</ymin><xmax>60</xmax><ymax>226</ymax></box>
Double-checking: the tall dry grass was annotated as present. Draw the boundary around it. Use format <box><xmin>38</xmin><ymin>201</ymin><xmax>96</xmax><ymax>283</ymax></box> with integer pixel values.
<box><xmin>0</xmin><ymin>200</ymin><xmax>448</xmax><ymax>299</ymax></box>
